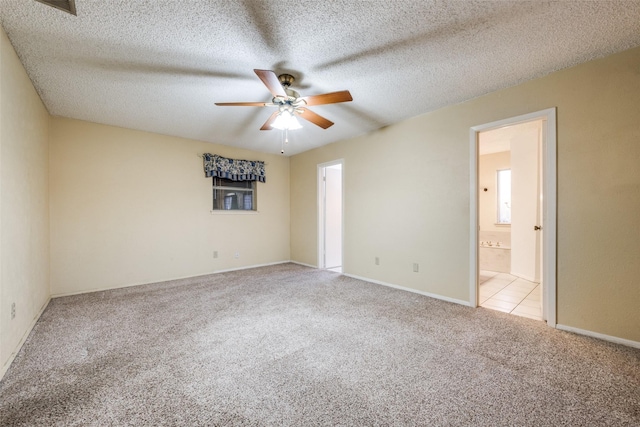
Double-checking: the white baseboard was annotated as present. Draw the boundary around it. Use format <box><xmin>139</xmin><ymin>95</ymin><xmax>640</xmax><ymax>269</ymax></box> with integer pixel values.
<box><xmin>289</xmin><ymin>260</ymin><xmax>318</xmax><ymax>269</ymax></box>
<box><xmin>343</xmin><ymin>273</ymin><xmax>472</xmax><ymax>307</ymax></box>
<box><xmin>1</xmin><ymin>297</ymin><xmax>51</xmax><ymax>381</ymax></box>
<box><xmin>51</xmin><ymin>261</ymin><xmax>292</xmax><ymax>298</ymax></box>
<box><xmin>211</xmin><ymin>261</ymin><xmax>291</xmax><ymax>275</ymax></box>
<box><xmin>556</xmin><ymin>324</ymin><xmax>640</xmax><ymax>349</ymax></box>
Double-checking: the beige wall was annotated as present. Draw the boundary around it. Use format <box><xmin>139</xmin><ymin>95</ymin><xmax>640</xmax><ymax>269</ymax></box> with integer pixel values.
<box><xmin>0</xmin><ymin>27</ymin><xmax>50</xmax><ymax>375</ymax></box>
<box><xmin>290</xmin><ymin>46</ymin><xmax>640</xmax><ymax>342</ymax></box>
<box><xmin>292</xmin><ymin>121</ymin><xmax>472</xmax><ymax>302</ymax></box>
<box><xmin>479</xmin><ymin>151</ymin><xmax>511</xmax><ymax>233</ymax></box>
<box><xmin>50</xmin><ymin>118</ymin><xmax>290</xmax><ymax>295</ymax></box>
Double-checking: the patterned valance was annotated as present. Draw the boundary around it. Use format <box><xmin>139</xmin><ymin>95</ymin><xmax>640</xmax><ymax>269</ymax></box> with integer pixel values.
<box><xmin>203</xmin><ymin>153</ymin><xmax>266</xmax><ymax>182</ymax></box>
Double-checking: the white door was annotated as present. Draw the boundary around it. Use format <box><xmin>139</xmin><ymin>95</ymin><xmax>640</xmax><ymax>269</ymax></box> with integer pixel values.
<box><xmin>318</xmin><ymin>161</ymin><xmax>343</xmax><ymax>271</ymax></box>
<box><xmin>510</xmin><ymin>124</ymin><xmax>541</xmax><ymax>282</ymax></box>
<box><xmin>324</xmin><ymin>165</ymin><xmax>343</xmax><ymax>269</ymax></box>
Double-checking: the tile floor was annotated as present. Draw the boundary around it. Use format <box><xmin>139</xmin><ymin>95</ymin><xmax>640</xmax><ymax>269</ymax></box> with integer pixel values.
<box><xmin>479</xmin><ymin>270</ymin><xmax>542</xmax><ymax>321</ymax></box>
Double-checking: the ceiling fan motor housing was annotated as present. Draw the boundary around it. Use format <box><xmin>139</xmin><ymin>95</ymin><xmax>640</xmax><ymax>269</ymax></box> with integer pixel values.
<box><xmin>274</xmin><ymin>74</ymin><xmax>301</xmax><ymax>104</ymax></box>
<box><xmin>278</xmin><ymin>74</ymin><xmax>295</xmax><ymax>88</ymax></box>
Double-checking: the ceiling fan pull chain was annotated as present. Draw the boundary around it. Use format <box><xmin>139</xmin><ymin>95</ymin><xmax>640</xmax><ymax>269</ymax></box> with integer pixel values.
<box><xmin>280</xmin><ymin>129</ymin><xmax>290</xmax><ymax>154</ymax></box>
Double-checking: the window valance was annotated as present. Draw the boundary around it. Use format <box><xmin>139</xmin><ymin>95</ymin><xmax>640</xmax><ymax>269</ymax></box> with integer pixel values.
<box><xmin>203</xmin><ymin>153</ymin><xmax>266</xmax><ymax>182</ymax></box>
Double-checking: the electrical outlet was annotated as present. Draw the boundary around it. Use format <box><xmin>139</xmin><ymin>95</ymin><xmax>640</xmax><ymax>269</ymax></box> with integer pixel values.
<box><xmin>11</xmin><ymin>303</ymin><xmax>16</xmax><ymax>319</ymax></box>
<box><xmin>413</xmin><ymin>263</ymin><xmax>419</xmax><ymax>273</ymax></box>
<box><xmin>213</xmin><ymin>251</ymin><xmax>218</xmax><ymax>259</ymax></box>
<box><xmin>234</xmin><ymin>252</ymin><xmax>240</xmax><ymax>259</ymax></box>
<box><xmin>375</xmin><ymin>257</ymin><xmax>380</xmax><ymax>265</ymax></box>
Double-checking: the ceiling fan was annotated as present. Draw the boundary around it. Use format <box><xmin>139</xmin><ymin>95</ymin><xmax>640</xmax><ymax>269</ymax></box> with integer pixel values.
<box><xmin>215</xmin><ymin>69</ymin><xmax>353</xmax><ymax>131</ymax></box>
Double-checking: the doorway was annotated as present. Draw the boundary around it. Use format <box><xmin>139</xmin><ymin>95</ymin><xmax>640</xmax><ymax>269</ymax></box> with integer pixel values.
<box><xmin>477</xmin><ymin>121</ymin><xmax>543</xmax><ymax>320</ymax></box>
<box><xmin>318</xmin><ymin>160</ymin><xmax>343</xmax><ymax>272</ymax></box>
<box><xmin>470</xmin><ymin>108</ymin><xmax>557</xmax><ymax>326</ymax></box>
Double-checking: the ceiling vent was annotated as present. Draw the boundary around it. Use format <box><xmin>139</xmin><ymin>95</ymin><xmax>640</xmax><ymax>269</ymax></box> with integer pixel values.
<box><xmin>35</xmin><ymin>0</ymin><xmax>76</xmax><ymax>16</ymax></box>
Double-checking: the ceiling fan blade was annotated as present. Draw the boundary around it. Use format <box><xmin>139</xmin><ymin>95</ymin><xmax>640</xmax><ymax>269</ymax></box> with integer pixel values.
<box><xmin>300</xmin><ymin>90</ymin><xmax>353</xmax><ymax>106</ymax></box>
<box><xmin>214</xmin><ymin>101</ymin><xmax>270</xmax><ymax>106</ymax></box>
<box><xmin>254</xmin><ymin>69</ymin><xmax>287</xmax><ymax>98</ymax></box>
<box><xmin>260</xmin><ymin>111</ymin><xmax>280</xmax><ymax>130</ymax></box>
<box><xmin>296</xmin><ymin>109</ymin><xmax>334</xmax><ymax>129</ymax></box>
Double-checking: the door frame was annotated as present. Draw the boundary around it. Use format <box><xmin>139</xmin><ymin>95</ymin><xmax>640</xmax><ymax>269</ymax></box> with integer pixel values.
<box><xmin>317</xmin><ymin>159</ymin><xmax>344</xmax><ymax>270</ymax></box>
<box><xmin>469</xmin><ymin>108</ymin><xmax>557</xmax><ymax>326</ymax></box>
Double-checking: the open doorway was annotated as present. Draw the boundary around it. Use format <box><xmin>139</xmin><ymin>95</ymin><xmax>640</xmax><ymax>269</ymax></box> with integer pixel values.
<box><xmin>470</xmin><ymin>108</ymin><xmax>557</xmax><ymax>326</ymax></box>
<box><xmin>318</xmin><ymin>160</ymin><xmax>343</xmax><ymax>273</ymax></box>
<box><xmin>477</xmin><ymin>121</ymin><xmax>543</xmax><ymax>320</ymax></box>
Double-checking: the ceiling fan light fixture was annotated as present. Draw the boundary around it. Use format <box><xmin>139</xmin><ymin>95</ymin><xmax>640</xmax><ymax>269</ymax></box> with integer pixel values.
<box><xmin>271</xmin><ymin>111</ymin><xmax>302</xmax><ymax>130</ymax></box>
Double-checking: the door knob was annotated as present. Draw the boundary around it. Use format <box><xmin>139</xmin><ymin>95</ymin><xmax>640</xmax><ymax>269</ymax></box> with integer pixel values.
<box><xmin>534</xmin><ymin>225</ymin><xmax>542</xmax><ymax>231</ymax></box>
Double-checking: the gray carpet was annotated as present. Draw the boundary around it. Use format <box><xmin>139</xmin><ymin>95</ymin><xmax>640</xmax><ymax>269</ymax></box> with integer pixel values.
<box><xmin>1</xmin><ymin>263</ymin><xmax>639</xmax><ymax>426</ymax></box>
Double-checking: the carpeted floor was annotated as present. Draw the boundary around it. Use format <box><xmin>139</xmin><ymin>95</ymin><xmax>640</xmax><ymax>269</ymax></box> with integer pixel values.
<box><xmin>1</xmin><ymin>263</ymin><xmax>639</xmax><ymax>426</ymax></box>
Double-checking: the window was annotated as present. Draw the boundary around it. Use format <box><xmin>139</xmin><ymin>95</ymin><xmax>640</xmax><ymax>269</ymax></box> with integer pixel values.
<box><xmin>212</xmin><ymin>177</ymin><xmax>257</xmax><ymax>211</ymax></box>
<box><xmin>203</xmin><ymin>153</ymin><xmax>264</xmax><ymax>211</ymax></box>
<box><xmin>497</xmin><ymin>169</ymin><xmax>511</xmax><ymax>224</ymax></box>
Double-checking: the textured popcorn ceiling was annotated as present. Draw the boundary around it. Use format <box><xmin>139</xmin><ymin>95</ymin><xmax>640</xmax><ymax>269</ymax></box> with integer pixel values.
<box><xmin>1</xmin><ymin>1</ymin><xmax>640</xmax><ymax>155</ymax></box>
